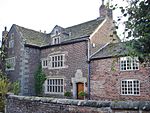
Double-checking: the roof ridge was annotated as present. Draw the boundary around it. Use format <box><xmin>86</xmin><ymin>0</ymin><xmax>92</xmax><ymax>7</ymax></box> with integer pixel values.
<box><xmin>65</xmin><ymin>17</ymin><xmax>104</xmax><ymax>29</ymax></box>
<box><xmin>13</xmin><ymin>24</ymin><xmax>46</xmax><ymax>35</ymax></box>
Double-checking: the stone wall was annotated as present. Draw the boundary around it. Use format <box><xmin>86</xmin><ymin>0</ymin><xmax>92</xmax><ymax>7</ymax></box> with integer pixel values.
<box><xmin>6</xmin><ymin>94</ymin><xmax>150</xmax><ymax>113</ymax></box>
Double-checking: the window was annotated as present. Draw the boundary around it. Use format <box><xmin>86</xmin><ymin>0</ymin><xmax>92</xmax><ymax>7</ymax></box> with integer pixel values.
<box><xmin>45</xmin><ymin>78</ymin><xmax>64</xmax><ymax>94</ymax></box>
<box><xmin>120</xmin><ymin>56</ymin><xmax>139</xmax><ymax>71</ymax></box>
<box><xmin>9</xmin><ymin>40</ymin><xmax>14</xmax><ymax>48</ymax></box>
<box><xmin>121</xmin><ymin>79</ymin><xmax>140</xmax><ymax>95</ymax></box>
<box><xmin>52</xmin><ymin>36</ymin><xmax>60</xmax><ymax>44</ymax></box>
<box><xmin>49</xmin><ymin>54</ymin><xmax>65</xmax><ymax>69</ymax></box>
<box><xmin>9</xmin><ymin>33</ymin><xmax>14</xmax><ymax>48</ymax></box>
<box><xmin>41</xmin><ymin>58</ymin><xmax>48</xmax><ymax>68</ymax></box>
<box><xmin>5</xmin><ymin>57</ymin><xmax>15</xmax><ymax>70</ymax></box>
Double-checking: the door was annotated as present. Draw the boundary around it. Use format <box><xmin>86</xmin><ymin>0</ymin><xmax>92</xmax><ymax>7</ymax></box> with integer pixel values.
<box><xmin>76</xmin><ymin>82</ymin><xmax>84</xmax><ymax>99</ymax></box>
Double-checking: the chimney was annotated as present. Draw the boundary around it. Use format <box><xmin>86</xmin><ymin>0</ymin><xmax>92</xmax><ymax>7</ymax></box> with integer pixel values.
<box><xmin>2</xmin><ymin>26</ymin><xmax>8</xmax><ymax>46</ymax></box>
<box><xmin>99</xmin><ymin>0</ymin><xmax>113</xmax><ymax>18</ymax></box>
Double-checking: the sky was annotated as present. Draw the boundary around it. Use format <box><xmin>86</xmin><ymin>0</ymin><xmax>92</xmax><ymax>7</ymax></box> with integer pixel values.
<box><xmin>0</xmin><ymin>0</ymin><xmax>127</xmax><ymax>43</ymax></box>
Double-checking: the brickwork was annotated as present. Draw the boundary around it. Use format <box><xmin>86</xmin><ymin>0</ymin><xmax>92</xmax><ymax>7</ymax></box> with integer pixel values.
<box><xmin>90</xmin><ymin>58</ymin><xmax>150</xmax><ymax>101</ymax></box>
<box><xmin>90</xmin><ymin>18</ymin><xmax>119</xmax><ymax>54</ymax></box>
<box><xmin>41</xmin><ymin>41</ymin><xmax>88</xmax><ymax>98</ymax></box>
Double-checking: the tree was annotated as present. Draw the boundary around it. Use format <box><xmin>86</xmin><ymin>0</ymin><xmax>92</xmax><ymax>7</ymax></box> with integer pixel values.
<box><xmin>113</xmin><ymin>0</ymin><xmax>150</xmax><ymax>63</ymax></box>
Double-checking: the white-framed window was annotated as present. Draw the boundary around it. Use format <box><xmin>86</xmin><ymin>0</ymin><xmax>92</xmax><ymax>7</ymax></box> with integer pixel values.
<box><xmin>121</xmin><ymin>79</ymin><xmax>140</xmax><ymax>95</ymax></box>
<box><xmin>48</xmin><ymin>54</ymin><xmax>65</xmax><ymax>69</ymax></box>
<box><xmin>41</xmin><ymin>58</ymin><xmax>48</xmax><ymax>68</ymax></box>
<box><xmin>5</xmin><ymin>57</ymin><xmax>15</xmax><ymax>71</ymax></box>
<box><xmin>120</xmin><ymin>56</ymin><xmax>139</xmax><ymax>71</ymax></box>
<box><xmin>8</xmin><ymin>33</ymin><xmax>14</xmax><ymax>48</ymax></box>
<box><xmin>45</xmin><ymin>78</ymin><xmax>64</xmax><ymax>94</ymax></box>
<box><xmin>52</xmin><ymin>36</ymin><xmax>60</xmax><ymax>45</ymax></box>
<box><xmin>8</xmin><ymin>40</ymin><xmax>14</xmax><ymax>48</ymax></box>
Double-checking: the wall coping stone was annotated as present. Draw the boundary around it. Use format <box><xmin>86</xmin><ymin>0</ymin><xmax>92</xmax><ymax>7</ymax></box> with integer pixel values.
<box><xmin>6</xmin><ymin>94</ymin><xmax>150</xmax><ymax>111</ymax></box>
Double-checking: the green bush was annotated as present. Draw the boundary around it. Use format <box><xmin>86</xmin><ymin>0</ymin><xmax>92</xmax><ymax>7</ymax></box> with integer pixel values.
<box><xmin>64</xmin><ymin>91</ymin><xmax>72</xmax><ymax>97</ymax></box>
<box><xmin>34</xmin><ymin>65</ymin><xmax>46</xmax><ymax>96</ymax></box>
<box><xmin>0</xmin><ymin>70</ymin><xmax>20</xmax><ymax>112</ymax></box>
<box><xmin>78</xmin><ymin>91</ymin><xmax>87</xmax><ymax>97</ymax></box>
<box><xmin>11</xmin><ymin>81</ymin><xmax>20</xmax><ymax>95</ymax></box>
<box><xmin>0</xmin><ymin>72</ymin><xmax>10</xmax><ymax>112</ymax></box>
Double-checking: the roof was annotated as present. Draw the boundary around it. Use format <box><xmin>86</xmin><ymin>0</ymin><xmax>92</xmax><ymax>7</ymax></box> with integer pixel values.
<box><xmin>14</xmin><ymin>25</ymin><xmax>48</xmax><ymax>46</ymax></box>
<box><xmin>65</xmin><ymin>18</ymin><xmax>104</xmax><ymax>40</ymax></box>
<box><xmin>91</xmin><ymin>42</ymin><xmax>130</xmax><ymax>60</ymax></box>
<box><xmin>13</xmin><ymin>17</ymin><xmax>105</xmax><ymax>47</ymax></box>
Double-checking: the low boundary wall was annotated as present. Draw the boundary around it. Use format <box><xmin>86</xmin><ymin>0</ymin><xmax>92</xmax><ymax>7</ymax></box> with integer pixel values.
<box><xmin>6</xmin><ymin>94</ymin><xmax>150</xmax><ymax>113</ymax></box>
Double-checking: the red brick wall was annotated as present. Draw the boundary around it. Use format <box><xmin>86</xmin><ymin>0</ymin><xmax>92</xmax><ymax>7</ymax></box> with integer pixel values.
<box><xmin>90</xmin><ymin>57</ymin><xmax>150</xmax><ymax>101</ymax></box>
<box><xmin>90</xmin><ymin>18</ymin><xmax>119</xmax><ymax>54</ymax></box>
<box><xmin>41</xmin><ymin>41</ymin><xmax>88</xmax><ymax>97</ymax></box>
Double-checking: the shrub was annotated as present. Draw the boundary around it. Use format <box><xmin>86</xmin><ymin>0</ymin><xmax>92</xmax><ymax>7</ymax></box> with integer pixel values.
<box><xmin>64</xmin><ymin>91</ymin><xmax>72</xmax><ymax>97</ymax></box>
<box><xmin>78</xmin><ymin>91</ymin><xmax>86</xmax><ymax>97</ymax></box>
<box><xmin>34</xmin><ymin>65</ymin><xmax>46</xmax><ymax>96</ymax></box>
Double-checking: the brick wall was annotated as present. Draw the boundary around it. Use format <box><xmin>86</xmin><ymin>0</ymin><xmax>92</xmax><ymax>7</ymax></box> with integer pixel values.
<box><xmin>90</xmin><ymin>57</ymin><xmax>150</xmax><ymax>101</ymax></box>
<box><xmin>6</xmin><ymin>94</ymin><xmax>150</xmax><ymax>113</ymax></box>
<box><xmin>41</xmin><ymin>41</ymin><xmax>88</xmax><ymax>97</ymax></box>
<box><xmin>90</xmin><ymin>18</ymin><xmax>119</xmax><ymax>54</ymax></box>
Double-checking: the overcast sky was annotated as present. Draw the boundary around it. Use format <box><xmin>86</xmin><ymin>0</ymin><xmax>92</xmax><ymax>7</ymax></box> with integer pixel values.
<box><xmin>0</xmin><ymin>0</ymin><xmax>127</xmax><ymax>42</ymax></box>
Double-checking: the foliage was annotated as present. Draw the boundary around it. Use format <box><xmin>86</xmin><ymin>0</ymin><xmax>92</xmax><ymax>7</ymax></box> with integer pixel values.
<box><xmin>112</xmin><ymin>0</ymin><xmax>150</xmax><ymax>63</ymax></box>
<box><xmin>0</xmin><ymin>71</ymin><xmax>20</xmax><ymax>112</ymax></box>
<box><xmin>11</xmin><ymin>81</ymin><xmax>20</xmax><ymax>95</ymax></box>
<box><xmin>64</xmin><ymin>91</ymin><xmax>72</xmax><ymax>97</ymax></box>
<box><xmin>0</xmin><ymin>71</ymin><xmax>10</xmax><ymax>112</ymax></box>
<box><xmin>34</xmin><ymin>65</ymin><xmax>46</xmax><ymax>96</ymax></box>
<box><xmin>78</xmin><ymin>91</ymin><xmax>87</xmax><ymax>97</ymax></box>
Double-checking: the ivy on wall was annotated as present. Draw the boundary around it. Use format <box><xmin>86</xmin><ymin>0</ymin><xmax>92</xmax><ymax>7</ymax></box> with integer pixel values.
<box><xmin>34</xmin><ymin>65</ymin><xmax>46</xmax><ymax>96</ymax></box>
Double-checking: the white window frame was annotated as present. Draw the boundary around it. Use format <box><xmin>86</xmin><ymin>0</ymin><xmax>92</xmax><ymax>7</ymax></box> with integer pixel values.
<box><xmin>8</xmin><ymin>40</ymin><xmax>14</xmax><ymax>48</ymax></box>
<box><xmin>121</xmin><ymin>79</ymin><xmax>140</xmax><ymax>95</ymax></box>
<box><xmin>48</xmin><ymin>54</ymin><xmax>65</xmax><ymax>69</ymax></box>
<box><xmin>52</xmin><ymin>36</ymin><xmax>60</xmax><ymax>45</ymax></box>
<box><xmin>41</xmin><ymin>58</ymin><xmax>48</xmax><ymax>68</ymax></box>
<box><xmin>5</xmin><ymin>57</ymin><xmax>15</xmax><ymax>71</ymax></box>
<box><xmin>8</xmin><ymin>33</ymin><xmax>14</xmax><ymax>48</ymax></box>
<box><xmin>120</xmin><ymin>56</ymin><xmax>139</xmax><ymax>71</ymax></box>
<box><xmin>44</xmin><ymin>78</ymin><xmax>64</xmax><ymax>94</ymax></box>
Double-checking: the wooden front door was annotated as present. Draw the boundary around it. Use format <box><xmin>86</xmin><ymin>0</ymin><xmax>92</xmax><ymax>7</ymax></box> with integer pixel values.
<box><xmin>76</xmin><ymin>82</ymin><xmax>84</xmax><ymax>99</ymax></box>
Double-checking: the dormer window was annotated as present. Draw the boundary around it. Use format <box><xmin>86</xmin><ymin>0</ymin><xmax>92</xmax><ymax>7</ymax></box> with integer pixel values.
<box><xmin>52</xmin><ymin>36</ymin><xmax>60</xmax><ymax>45</ymax></box>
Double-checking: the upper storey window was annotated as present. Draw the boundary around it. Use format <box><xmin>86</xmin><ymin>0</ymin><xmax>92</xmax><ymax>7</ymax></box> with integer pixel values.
<box><xmin>9</xmin><ymin>33</ymin><xmax>14</xmax><ymax>48</ymax></box>
<box><xmin>120</xmin><ymin>56</ymin><xmax>139</xmax><ymax>71</ymax></box>
<box><xmin>52</xmin><ymin>36</ymin><xmax>60</xmax><ymax>45</ymax></box>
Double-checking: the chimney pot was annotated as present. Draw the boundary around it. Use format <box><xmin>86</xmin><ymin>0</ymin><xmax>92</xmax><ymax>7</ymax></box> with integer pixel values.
<box><xmin>4</xmin><ymin>27</ymin><xmax>7</xmax><ymax>31</ymax></box>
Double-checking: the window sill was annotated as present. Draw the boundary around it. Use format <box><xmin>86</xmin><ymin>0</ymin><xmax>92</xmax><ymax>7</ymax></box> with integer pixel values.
<box><xmin>120</xmin><ymin>94</ymin><xmax>140</xmax><ymax>96</ymax></box>
<box><xmin>6</xmin><ymin>69</ymin><xmax>15</xmax><ymax>71</ymax></box>
<box><xmin>120</xmin><ymin>69</ymin><xmax>139</xmax><ymax>72</ymax></box>
<box><xmin>48</xmin><ymin>66</ymin><xmax>68</xmax><ymax>70</ymax></box>
<box><xmin>44</xmin><ymin>92</ymin><xmax>64</xmax><ymax>95</ymax></box>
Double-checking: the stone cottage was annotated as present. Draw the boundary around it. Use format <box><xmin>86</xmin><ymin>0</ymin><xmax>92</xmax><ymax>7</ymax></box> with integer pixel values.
<box><xmin>1</xmin><ymin>0</ymin><xmax>150</xmax><ymax>100</ymax></box>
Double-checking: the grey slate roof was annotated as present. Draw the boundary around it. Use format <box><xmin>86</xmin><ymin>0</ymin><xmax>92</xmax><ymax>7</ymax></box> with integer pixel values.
<box><xmin>65</xmin><ymin>18</ymin><xmax>104</xmax><ymax>40</ymax></box>
<box><xmin>15</xmin><ymin>25</ymin><xmax>48</xmax><ymax>46</ymax></box>
<box><xmin>13</xmin><ymin>17</ymin><xmax>105</xmax><ymax>47</ymax></box>
<box><xmin>91</xmin><ymin>42</ymin><xmax>130</xmax><ymax>59</ymax></box>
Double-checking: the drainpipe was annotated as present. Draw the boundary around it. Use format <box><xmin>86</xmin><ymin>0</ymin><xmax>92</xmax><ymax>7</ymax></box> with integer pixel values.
<box><xmin>87</xmin><ymin>38</ymin><xmax>91</xmax><ymax>100</ymax></box>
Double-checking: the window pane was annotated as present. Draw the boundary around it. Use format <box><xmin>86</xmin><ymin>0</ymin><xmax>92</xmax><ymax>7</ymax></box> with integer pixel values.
<box><xmin>46</xmin><ymin>79</ymin><xmax>64</xmax><ymax>93</ymax></box>
<box><xmin>121</xmin><ymin>80</ymin><xmax>140</xmax><ymax>95</ymax></box>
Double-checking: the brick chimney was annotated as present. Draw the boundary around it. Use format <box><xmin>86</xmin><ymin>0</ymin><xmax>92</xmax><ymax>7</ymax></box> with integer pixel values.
<box><xmin>99</xmin><ymin>0</ymin><xmax>113</xmax><ymax>18</ymax></box>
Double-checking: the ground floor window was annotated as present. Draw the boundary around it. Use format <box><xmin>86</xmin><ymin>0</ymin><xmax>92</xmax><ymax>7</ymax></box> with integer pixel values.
<box><xmin>121</xmin><ymin>79</ymin><xmax>140</xmax><ymax>95</ymax></box>
<box><xmin>45</xmin><ymin>78</ymin><xmax>64</xmax><ymax>94</ymax></box>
